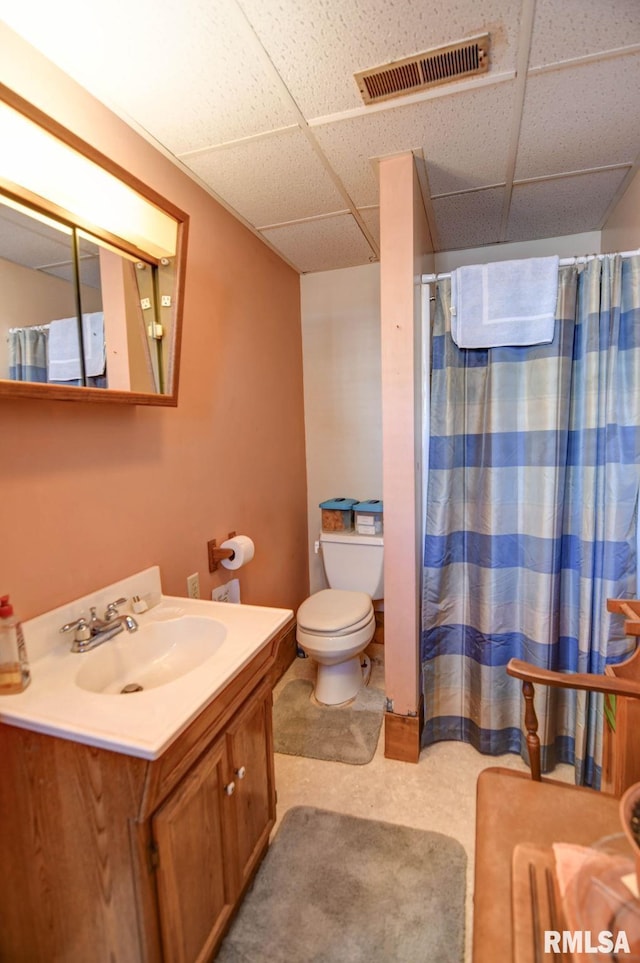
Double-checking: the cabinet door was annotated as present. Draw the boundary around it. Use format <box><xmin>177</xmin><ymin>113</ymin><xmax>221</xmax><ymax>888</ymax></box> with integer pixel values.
<box><xmin>225</xmin><ymin>680</ymin><xmax>276</xmax><ymax>893</ymax></box>
<box><xmin>151</xmin><ymin>736</ymin><xmax>234</xmax><ymax>963</ymax></box>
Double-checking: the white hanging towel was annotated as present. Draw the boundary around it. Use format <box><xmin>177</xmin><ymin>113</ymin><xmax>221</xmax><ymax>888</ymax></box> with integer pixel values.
<box><xmin>47</xmin><ymin>312</ymin><xmax>105</xmax><ymax>381</ymax></box>
<box><xmin>450</xmin><ymin>255</ymin><xmax>559</xmax><ymax>348</ymax></box>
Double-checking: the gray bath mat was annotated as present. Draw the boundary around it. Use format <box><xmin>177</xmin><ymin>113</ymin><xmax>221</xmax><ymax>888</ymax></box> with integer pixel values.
<box><xmin>273</xmin><ymin>679</ymin><xmax>384</xmax><ymax>765</ymax></box>
<box><xmin>215</xmin><ymin>806</ymin><xmax>466</xmax><ymax>963</ymax></box>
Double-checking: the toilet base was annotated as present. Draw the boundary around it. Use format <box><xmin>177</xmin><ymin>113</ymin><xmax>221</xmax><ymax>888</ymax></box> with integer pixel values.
<box><xmin>314</xmin><ymin>654</ymin><xmax>364</xmax><ymax>706</ymax></box>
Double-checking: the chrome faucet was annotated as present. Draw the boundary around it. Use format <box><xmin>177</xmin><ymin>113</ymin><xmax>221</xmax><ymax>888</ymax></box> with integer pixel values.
<box><xmin>102</xmin><ymin>597</ymin><xmax>139</xmax><ymax>633</ymax></box>
<box><xmin>60</xmin><ymin>597</ymin><xmax>139</xmax><ymax>654</ymax></box>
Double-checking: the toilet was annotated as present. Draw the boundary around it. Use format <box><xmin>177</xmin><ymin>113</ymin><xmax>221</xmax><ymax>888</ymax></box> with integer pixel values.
<box><xmin>296</xmin><ymin>531</ymin><xmax>384</xmax><ymax>705</ymax></box>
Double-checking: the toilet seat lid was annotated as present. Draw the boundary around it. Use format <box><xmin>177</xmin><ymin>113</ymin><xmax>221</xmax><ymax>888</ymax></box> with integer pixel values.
<box><xmin>296</xmin><ymin>589</ymin><xmax>373</xmax><ymax>634</ymax></box>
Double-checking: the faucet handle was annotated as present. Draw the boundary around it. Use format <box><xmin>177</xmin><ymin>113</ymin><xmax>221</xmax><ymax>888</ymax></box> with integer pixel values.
<box><xmin>105</xmin><ymin>597</ymin><xmax>127</xmax><ymax>619</ymax></box>
<box><xmin>60</xmin><ymin>616</ymin><xmax>86</xmax><ymax>633</ymax></box>
<box><xmin>60</xmin><ymin>617</ymin><xmax>91</xmax><ymax>642</ymax></box>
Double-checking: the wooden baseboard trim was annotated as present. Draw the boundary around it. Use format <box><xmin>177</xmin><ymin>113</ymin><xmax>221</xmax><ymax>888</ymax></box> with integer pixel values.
<box><xmin>384</xmin><ymin>699</ymin><xmax>424</xmax><ymax>763</ymax></box>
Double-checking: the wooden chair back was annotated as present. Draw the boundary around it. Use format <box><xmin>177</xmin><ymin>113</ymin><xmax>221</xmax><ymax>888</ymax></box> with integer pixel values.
<box><xmin>507</xmin><ymin>598</ymin><xmax>640</xmax><ymax>795</ymax></box>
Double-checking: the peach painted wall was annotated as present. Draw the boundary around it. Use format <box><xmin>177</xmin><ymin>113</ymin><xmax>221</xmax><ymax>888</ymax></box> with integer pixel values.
<box><xmin>602</xmin><ymin>168</ymin><xmax>640</xmax><ymax>253</ymax></box>
<box><xmin>0</xmin><ymin>26</ymin><xmax>309</xmax><ymax>622</ymax></box>
<box><xmin>379</xmin><ymin>153</ymin><xmax>434</xmax><ymax>717</ymax></box>
<box><xmin>300</xmin><ymin>264</ymin><xmax>382</xmax><ymax>594</ymax></box>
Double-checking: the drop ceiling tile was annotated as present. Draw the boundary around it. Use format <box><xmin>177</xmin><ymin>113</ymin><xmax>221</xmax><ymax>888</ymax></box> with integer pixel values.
<box><xmin>313</xmin><ymin>81</ymin><xmax>515</xmax><ymax>207</ymax></box>
<box><xmin>530</xmin><ymin>0</ymin><xmax>640</xmax><ymax>69</ymax></box>
<box><xmin>261</xmin><ymin>214</ymin><xmax>376</xmax><ymax>273</ymax></box>
<box><xmin>240</xmin><ymin>0</ymin><xmax>521</xmax><ymax>118</ymax></box>
<box><xmin>8</xmin><ymin>1</ymin><xmax>639</xmax><ymax>273</ymax></box>
<box><xmin>506</xmin><ymin>168</ymin><xmax>629</xmax><ymax>242</ymax></box>
<box><xmin>516</xmin><ymin>53</ymin><xmax>640</xmax><ymax>179</ymax></box>
<box><xmin>182</xmin><ymin>127</ymin><xmax>347</xmax><ymax>226</ymax></box>
<box><xmin>0</xmin><ymin>208</ymin><xmax>72</xmax><ymax>269</ymax></box>
<box><xmin>1</xmin><ymin>2</ymin><xmax>299</xmax><ymax>152</ymax></box>
<box><xmin>432</xmin><ymin>188</ymin><xmax>504</xmax><ymax>250</ymax></box>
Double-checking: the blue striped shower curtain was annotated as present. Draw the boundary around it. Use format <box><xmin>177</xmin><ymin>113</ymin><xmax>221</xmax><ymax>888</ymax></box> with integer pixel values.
<box><xmin>8</xmin><ymin>326</ymin><xmax>48</xmax><ymax>381</ymax></box>
<box><xmin>422</xmin><ymin>255</ymin><xmax>640</xmax><ymax>786</ymax></box>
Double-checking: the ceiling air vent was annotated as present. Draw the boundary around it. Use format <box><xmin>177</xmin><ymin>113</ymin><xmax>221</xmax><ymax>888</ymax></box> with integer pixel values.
<box><xmin>355</xmin><ymin>34</ymin><xmax>490</xmax><ymax>105</ymax></box>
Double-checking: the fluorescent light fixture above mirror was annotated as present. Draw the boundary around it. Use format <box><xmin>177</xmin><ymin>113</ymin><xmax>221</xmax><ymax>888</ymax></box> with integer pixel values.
<box><xmin>0</xmin><ymin>101</ymin><xmax>177</xmax><ymax>260</ymax></box>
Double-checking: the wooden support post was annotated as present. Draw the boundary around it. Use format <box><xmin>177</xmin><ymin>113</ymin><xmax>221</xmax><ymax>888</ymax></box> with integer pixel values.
<box><xmin>522</xmin><ymin>680</ymin><xmax>541</xmax><ymax>781</ymax></box>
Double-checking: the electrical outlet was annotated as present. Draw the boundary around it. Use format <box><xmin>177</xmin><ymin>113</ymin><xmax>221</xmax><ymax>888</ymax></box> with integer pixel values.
<box><xmin>186</xmin><ymin>572</ymin><xmax>200</xmax><ymax>599</ymax></box>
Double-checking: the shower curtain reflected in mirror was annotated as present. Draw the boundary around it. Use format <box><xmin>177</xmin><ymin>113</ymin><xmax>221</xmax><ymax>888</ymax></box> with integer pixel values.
<box><xmin>421</xmin><ymin>255</ymin><xmax>640</xmax><ymax>787</ymax></box>
<box><xmin>8</xmin><ymin>325</ymin><xmax>48</xmax><ymax>381</ymax></box>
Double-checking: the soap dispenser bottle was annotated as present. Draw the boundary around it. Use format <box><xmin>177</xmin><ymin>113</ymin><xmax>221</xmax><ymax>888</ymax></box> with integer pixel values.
<box><xmin>0</xmin><ymin>595</ymin><xmax>31</xmax><ymax>693</ymax></box>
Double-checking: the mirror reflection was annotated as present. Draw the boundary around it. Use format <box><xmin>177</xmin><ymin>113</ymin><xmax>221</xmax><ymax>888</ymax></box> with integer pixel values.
<box><xmin>0</xmin><ymin>195</ymin><xmax>176</xmax><ymax>395</ymax></box>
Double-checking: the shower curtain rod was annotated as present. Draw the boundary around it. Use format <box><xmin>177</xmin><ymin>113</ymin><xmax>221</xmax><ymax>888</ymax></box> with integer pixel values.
<box><xmin>8</xmin><ymin>323</ymin><xmax>51</xmax><ymax>333</ymax></box>
<box><xmin>421</xmin><ymin>248</ymin><xmax>640</xmax><ymax>285</ymax></box>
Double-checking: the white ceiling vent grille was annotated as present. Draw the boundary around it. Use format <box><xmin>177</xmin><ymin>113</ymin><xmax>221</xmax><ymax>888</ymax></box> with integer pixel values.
<box><xmin>355</xmin><ymin>34</ymin><xmax>490</xmax><ymax>105</ymax></box>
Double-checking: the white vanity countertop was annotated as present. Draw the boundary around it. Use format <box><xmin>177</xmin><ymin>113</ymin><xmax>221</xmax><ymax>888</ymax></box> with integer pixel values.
<box><xmin>0</xmin><ymin>569</ymin><xmax>292</xmax><ymax>760</ymax></box>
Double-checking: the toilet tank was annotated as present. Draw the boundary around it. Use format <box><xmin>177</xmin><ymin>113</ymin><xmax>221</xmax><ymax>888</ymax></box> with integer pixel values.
<box><xmin>320</xmin><ymin>531</ymin><xmax>384</xmax><ymax>599</ymax></box>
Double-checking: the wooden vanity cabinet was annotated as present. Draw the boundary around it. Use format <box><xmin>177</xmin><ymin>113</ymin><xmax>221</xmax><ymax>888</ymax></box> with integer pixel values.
<box><xmin>153</xmin><ymin>734</ymin><xmax>235</xmax><ymax>963</ymax></box>
<box><xmin>0</xmin><ymin>618</ymin><xmax>294</xmax><ymax>963</ymax></box>
<box><xmin>151</xmin><ymin>681</ymin><xmax>275</xmax><ymax>963</ymax></box>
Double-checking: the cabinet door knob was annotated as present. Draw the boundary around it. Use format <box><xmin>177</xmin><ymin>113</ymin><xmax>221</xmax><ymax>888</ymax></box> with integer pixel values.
<box><xmin>235</xmin><ymin>766</ymin><xmax>246</xmax><ymax>780</ymax></box>
<box><xmin>224</xmin><ymin>781</ymin><xmax>235</xmax><ymax>796</ymax></box>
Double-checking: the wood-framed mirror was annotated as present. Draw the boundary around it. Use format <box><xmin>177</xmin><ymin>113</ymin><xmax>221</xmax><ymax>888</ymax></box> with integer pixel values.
<box><xmin>0</xmin><ymin>85</ymin><xmax>188</xmax><ymax>406</ymax></box>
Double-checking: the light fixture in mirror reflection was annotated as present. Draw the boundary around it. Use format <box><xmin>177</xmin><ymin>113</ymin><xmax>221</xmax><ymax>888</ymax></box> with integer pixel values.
<box><xmin>1</xmin><ymin>196</ymin><xmax>171</xmax><ymax>395</ymax></box>
<box><xmin>0</xmin><ymin>87</ymin><xmax>188</xmax><ymax>405</ymax></box>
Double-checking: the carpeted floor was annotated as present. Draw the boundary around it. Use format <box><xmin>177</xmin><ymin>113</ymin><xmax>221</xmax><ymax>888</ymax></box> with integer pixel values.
<box><xmin>215</xmin><ymin>806</ymin><xmax>467</xmax><ymax>963</ymax></box>
<box><xmin>273</xmin><ymin>679</ymin><xmax>385</xmax><ymax>765</ymax></box>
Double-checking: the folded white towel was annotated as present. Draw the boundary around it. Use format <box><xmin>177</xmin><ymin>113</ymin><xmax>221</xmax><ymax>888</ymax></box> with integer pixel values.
<box><xmin>450</xmin><ymin>256</ymin><xmax>559</xmax><ymax>348</ymax></box>
<box><xmin>80</xmin><ymin>312</ymin><xmax>106</xmax><ymax>378</ymax></box>
<box><xmin>47</xmin><ymin>312</ymin><xmax>105</xmax><ymax>381</ymax></box>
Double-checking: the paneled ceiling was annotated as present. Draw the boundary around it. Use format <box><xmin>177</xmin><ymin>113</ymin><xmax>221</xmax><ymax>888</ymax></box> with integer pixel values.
<box><xmin>1</xmin><ymin>0</ymin><xmax>639</xmax><ymax>273</ymax></box>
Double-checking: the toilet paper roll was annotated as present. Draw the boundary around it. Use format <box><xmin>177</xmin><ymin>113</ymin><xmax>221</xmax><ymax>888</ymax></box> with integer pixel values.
<box><xmin>220</xmin><ymin>535</ymin><xmax>255</xmax><ymax>570</ymax></box>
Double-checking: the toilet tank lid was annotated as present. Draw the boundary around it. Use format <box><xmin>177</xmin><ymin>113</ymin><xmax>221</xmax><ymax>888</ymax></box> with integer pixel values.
<box><xmin>297</xmin><ymin>589</ymin><xmax>373</xmax><ymax>633</ymax></box>
<box><xmin>319</xmin><ymin>531</ymin><xmax>383</xmax><ymax>546</ymax></box>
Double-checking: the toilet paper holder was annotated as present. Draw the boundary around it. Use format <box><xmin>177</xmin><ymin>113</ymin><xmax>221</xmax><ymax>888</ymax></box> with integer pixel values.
<box><xmin>207</xmin><ymin>532</ymin><xmax>237</xmax><ymax>572</ymax></box>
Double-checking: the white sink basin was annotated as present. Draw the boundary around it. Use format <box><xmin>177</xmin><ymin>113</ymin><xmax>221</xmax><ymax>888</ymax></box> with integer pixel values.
<box><xmin>0</xmin><ymin>568</ymin><xmax>293</xmax><ymax>759</ymax></box>
<box><xmin>75</xmin><ymin>616</ymin><xmax>227</xmax><ymax>694</ymax></box>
